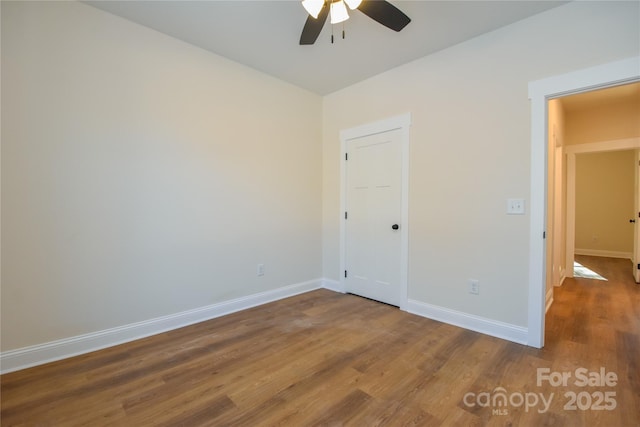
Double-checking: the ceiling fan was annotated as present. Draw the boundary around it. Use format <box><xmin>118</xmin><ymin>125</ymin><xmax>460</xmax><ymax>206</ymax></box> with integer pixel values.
<box><xmin>300</xmin><ymin>0</ymin><xmax>411</xmax><ymax>45</ymax></box>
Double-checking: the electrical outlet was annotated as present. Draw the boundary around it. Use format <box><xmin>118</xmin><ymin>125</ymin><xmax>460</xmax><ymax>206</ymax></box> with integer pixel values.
<box><xmin>468</xmin><ymin>279</ymin><xmax>479</xmax><ymax>295</ymax></box>
<box><xmin>257</xmin><ymin>264</ymin><xmax>265</xmax><ymax>276</ymax></box>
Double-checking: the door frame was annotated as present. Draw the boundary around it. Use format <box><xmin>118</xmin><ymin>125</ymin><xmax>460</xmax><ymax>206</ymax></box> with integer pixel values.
<box><xmin>339</xmin><ymin>113</ymin><xmax>411</xmax><ymax>310</ymax></box>
<box><xmin>634</xmin><ymin>149</ymin><xmax>640</xmax><ymax>283</ymax></box>
<box><xmin>564</xmin><ymin>138</ymin><xmax>640</xmax><ymax>278</ymax></box>
<box><xmin>528</xmin><ymin>56</ymin><xmax>640</xmax><ymax>348</ymax></box>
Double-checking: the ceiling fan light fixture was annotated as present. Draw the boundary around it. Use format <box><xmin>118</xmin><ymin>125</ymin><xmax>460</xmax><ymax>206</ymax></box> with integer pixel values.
<box><xmin>299</xmin><ymin>0</ymin><xmax>411</xmax><ymax>45</ymax></box>
<box><xmin>344</xmin><ymin>0</ymin><xmax>362</xmax><ymax>10</ymax></box>
<box><xmin>330</xmin><ymin>0</ymin><xmax>349</xmax><ymax>24</ymax></box>
<box><xmin>302</xmin><ymin>0</ymin><xmax>325</xmax><ymax>19</ymax></box>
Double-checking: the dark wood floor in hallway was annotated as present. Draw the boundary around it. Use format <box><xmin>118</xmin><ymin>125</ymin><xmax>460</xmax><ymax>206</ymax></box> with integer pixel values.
<box><xmin>1</xmin><ymin>255</ymin><xmax>639</xmax><ymax>426</ymax></box>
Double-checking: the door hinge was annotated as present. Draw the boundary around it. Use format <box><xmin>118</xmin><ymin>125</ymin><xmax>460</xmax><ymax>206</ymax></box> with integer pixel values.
<box><xmin>637</xmin><ymin>264</ymin><xmax>640</xmax><ymax>270</ymax></box>
<box><xmin>543</xmin><ymin>231</ymin><xmax>546</xmax><ymax>239</ymax></box>
<box><xmin>345</xmin><ymin>270</ymin><xmax>348</xmax><ymax>278</ymax></box>
<box><xmin>345</xmin><ymin>153</ymin><xmax>348</xmax><ymax>161</ymax></box>
<box><xmin>345</xmin><ymin>211</ymin><xmax>348</xmax><ymax>219</ymax></box>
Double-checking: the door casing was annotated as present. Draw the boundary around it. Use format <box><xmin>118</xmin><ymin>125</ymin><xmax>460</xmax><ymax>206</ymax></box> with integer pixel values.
<box><xmin>339</xmin><ymin>113</ymin><xmax>411</xmax><ymax>310</ymax></box>
<box><xmin>564</xmin><ymin>139</ymin><xmax>640</xmax><ymax>279</ymax></box>
<box><xmin>528</xmin><ymin>56</ymin><xmax>640</xmax><ymax>348</ymax></box>
<box><xmin>634</xmin><ymin>149</ymin><xmax>640</xmax><ymax>283</ymax></box>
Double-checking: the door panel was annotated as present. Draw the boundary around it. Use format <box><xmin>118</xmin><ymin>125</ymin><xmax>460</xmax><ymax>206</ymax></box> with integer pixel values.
<box><xmin>345</xmin><ymin>129</ymin><xmax>402</xmax><ymax>306</ymax></box>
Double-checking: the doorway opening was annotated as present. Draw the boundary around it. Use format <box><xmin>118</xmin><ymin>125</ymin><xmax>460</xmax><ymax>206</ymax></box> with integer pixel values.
<box><xmin>545</xmin><ymin>86</ymin><xmax>640</xmax><ymax>345</ymax></box>
<box><xmin>546</xmin><ymin>83</ymin><xmax>640</xmax><ymax>311</ymax></box>
<box><xmin>528</xmin><ymin>56</ymin><xmax>640</xmax><ymax>348</ymax></box>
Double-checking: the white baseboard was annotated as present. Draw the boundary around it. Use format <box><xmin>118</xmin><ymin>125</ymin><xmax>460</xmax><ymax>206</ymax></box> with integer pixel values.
<box><xmin>0</xmin><ymin>279</ymin><xmax>323</xmax><ymax>374</ymax></box>
<box><xmin>555</xmin><ymin>273</ymin><xmax>566</xmax><ymax>287</ymax></box>
<box><xmin>322</xmin><ymin>278</ymin><xmax>344</xmax><ymax>293</ymax></box>
<box><xmin>575</xmin><ymin>249</ymin><xmax>632</xmax><ymax>260</ymax></box>
<box><xmin>406</xmin><ymin>299</ymin><xmax>528</xmax><ymax>345</ymax></box>
<box><xmin>545</xmin><ymin>288</ymin><xmax>554</xmax><ymax>313</ymax></box>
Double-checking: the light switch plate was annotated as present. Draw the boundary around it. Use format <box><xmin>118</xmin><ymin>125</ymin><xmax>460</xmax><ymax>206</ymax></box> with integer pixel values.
<box><xmin>507</xmin><ymin>198</ymin><xmax>525</xmax><ymax>215</ymax></box>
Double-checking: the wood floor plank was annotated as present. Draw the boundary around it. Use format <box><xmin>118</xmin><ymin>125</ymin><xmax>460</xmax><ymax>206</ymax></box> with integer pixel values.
<box><xmin>2</xmin><ymin>257</ymin><xmax>639</xmax><ymax>426</ymax></box>
<box><xmin>350</xmin><ymin>397</ymin><xmax>439</xmax><ymax>427</ymax></box>
<box><xmin>251</xmin><ymin>367</ymin><xmax>364</xmax><ymax>426</ymax></box>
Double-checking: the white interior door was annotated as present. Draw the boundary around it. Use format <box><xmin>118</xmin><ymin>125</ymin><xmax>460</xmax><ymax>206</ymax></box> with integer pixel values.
<box><xmin>634</xmin><ymin>149</ymin><xmax>640</xmax><ymax>283</ymax></box>
<box><xmin>345</xmin><ymin>129</ymin><xmax>402</xmax><ymax>306</ymax></box>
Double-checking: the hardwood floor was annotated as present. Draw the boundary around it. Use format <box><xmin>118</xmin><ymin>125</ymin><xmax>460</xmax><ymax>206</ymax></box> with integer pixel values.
<box><xmin>2</xmin><ymin>255</ymin><xmax>639</xmax><ymax>426</ymax></box>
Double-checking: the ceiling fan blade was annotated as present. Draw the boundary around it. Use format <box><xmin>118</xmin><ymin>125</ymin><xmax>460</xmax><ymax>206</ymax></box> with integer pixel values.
<box><xmin>299</xmin><ymin>4</ymin><xmax>330</xmax><ymax>45</ymax></box>
<box><xmin>358</xmin><ymin>0</ymin><xmax>411</xmax><ymax>32</ymax></box>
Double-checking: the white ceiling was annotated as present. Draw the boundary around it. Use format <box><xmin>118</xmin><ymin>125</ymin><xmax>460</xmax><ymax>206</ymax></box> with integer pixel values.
<box><xmin>86</xmin><ymin>0</ymin><xmax>567</xmax><ymax>95</ymax></box>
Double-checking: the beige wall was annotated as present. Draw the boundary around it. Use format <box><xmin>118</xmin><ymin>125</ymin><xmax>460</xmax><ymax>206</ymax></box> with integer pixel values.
<box><xmin>565</xmin><ymin>97</ymin><xmax>640</xmax><ymax>145</ymax></box>
<box><xmin>322</xmin><ymin>1</ymin><xmax>639</xmax><ymax>327</ymax></box>
<box><xmin>1</xmin><ymin>1</ymin><xmax>323</xmax><ymax>351</ymax></box>
<box><xmin>575</xmin><ymin>151</ymin><xmax>635</xmax><ymax>257</ymax></box>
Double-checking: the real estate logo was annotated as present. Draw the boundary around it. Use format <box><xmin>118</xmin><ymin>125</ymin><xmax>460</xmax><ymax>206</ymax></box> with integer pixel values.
<box><xmin>462</xmin><ymin>367</ymin><xmax>618</xmax><ymax>416</ymax></box>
